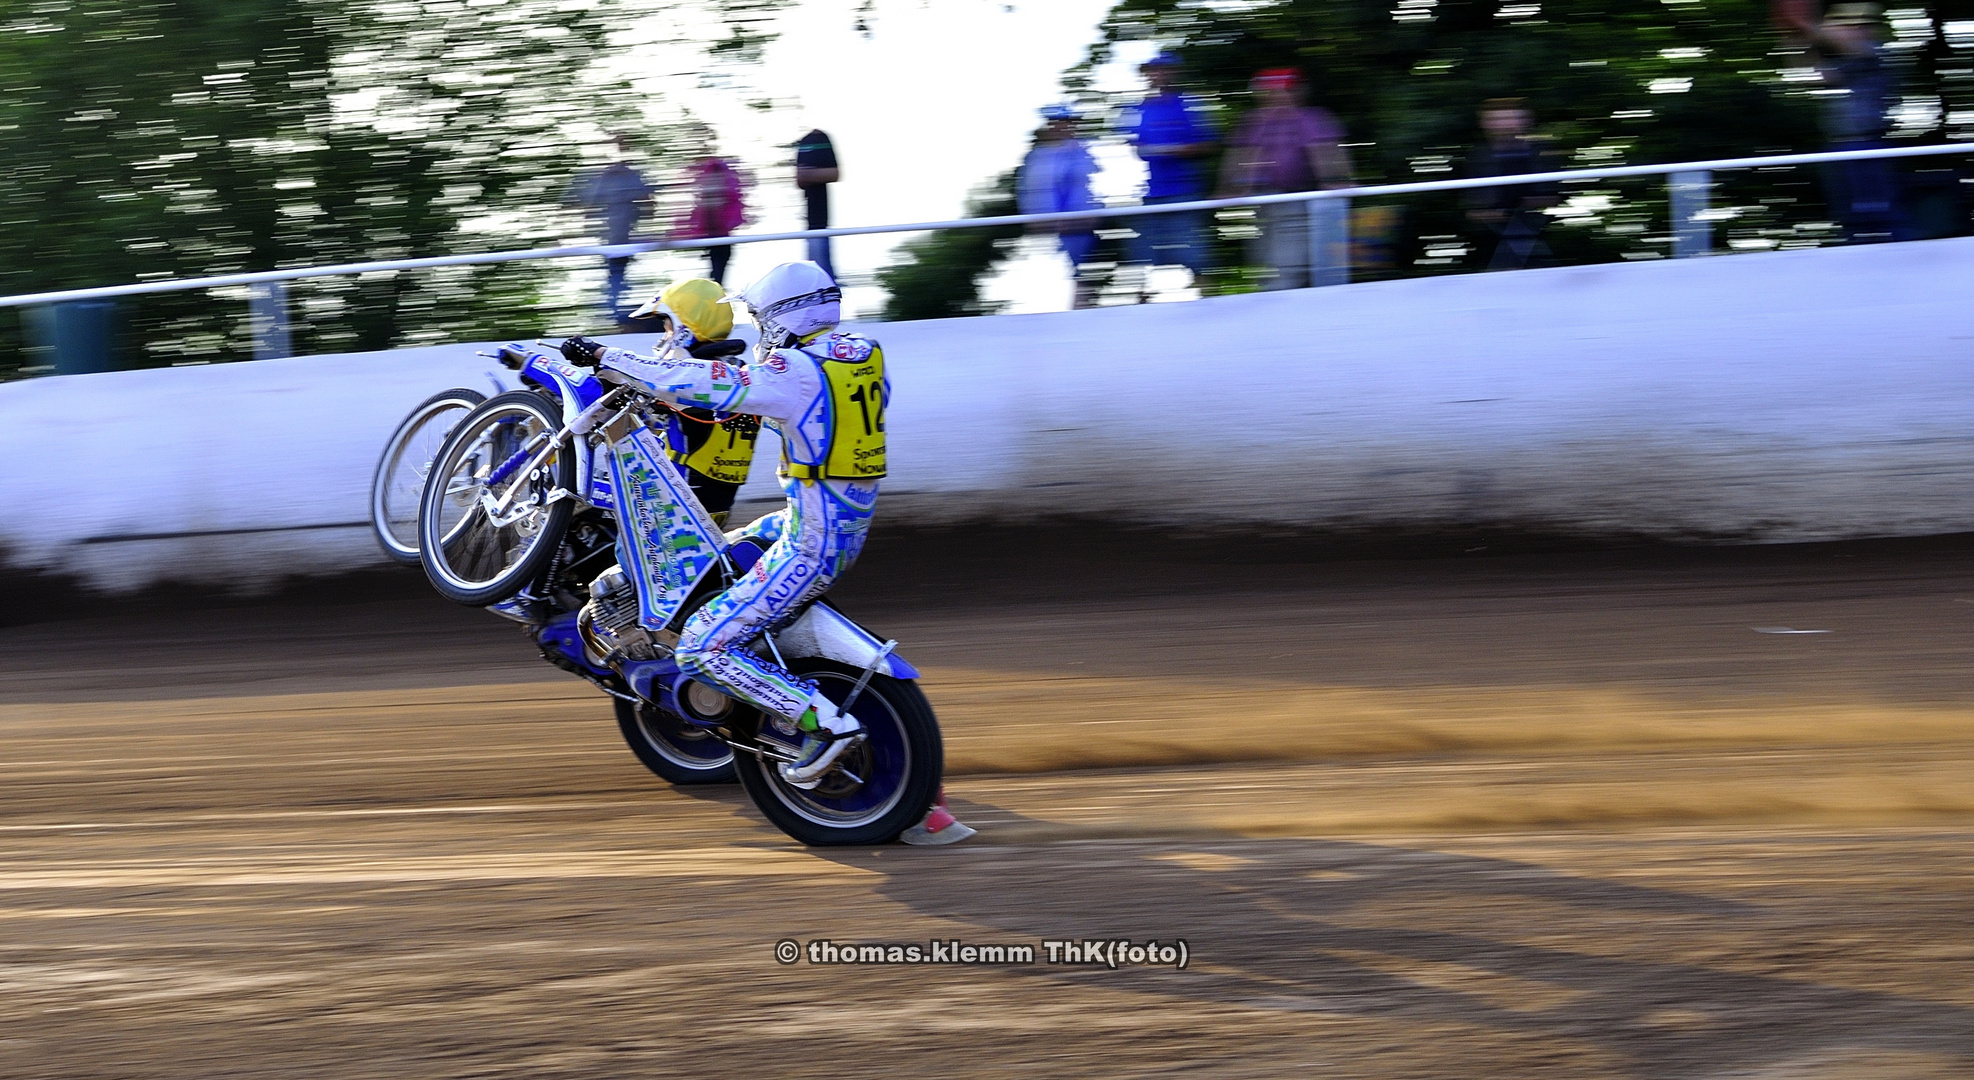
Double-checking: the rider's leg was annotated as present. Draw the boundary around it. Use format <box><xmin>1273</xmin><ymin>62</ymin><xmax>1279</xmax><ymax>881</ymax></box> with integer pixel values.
<box><xmin>678</xmin><ymin>536</ymin><xmax>837</xmax><ymax>725</ymax></box>
<box><xmin>679</xmin><ymin>478</ymin><xmax>876</xmax><ymax>782</ymax></box>
<box><xmin>702</xmin><ymin>482</ymin><xmax>965</xmax><ymax>837</ymax></box>
<box><xmin>725</xmin><ymin>504</ymin><xmax>788</xmax><ymax>548</ymax></box>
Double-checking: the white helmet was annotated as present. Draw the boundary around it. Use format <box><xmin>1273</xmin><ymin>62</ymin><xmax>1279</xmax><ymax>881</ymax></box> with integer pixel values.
<box><xmin>733</xmin><ymin>261</ymin><xmax>840</xmax><ymax>348</ymax></box>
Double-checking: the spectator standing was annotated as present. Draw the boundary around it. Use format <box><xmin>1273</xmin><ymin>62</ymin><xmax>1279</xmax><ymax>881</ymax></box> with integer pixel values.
<box><xmin>1781</xmin><ymin>2</ymin><xmax>1898</xmax><ymax>242</ymax></box>
<box><xmin>795</xmin><ymin>129</ymin><xmax>839</xmax><ymax>277</ymax></box>
<box><xmin>1018</xmin><ymin>105</ymin><xmax>1102</xmax><ymax>309</ymax></box>
<box><xmin>575</xmin><ymin>135</ymin><xmax>654</xmax><ymax>322</ymax></box>
<box><xmin>679</xmin><ymin>154</ymin><xmax>750</xmax><ymax>285</ymax></box>
<box><xmin>1218</xmin><ymin>68</ymin><xmax>1354</xmax><ymax>289</ymax></box>
<box><xmin>1462</xmin><ymin>99</ymin><xmax>1560</xmax><ymax>271</ymax></box>
<box><xmin>1117</xmin><ymin>51</ymin><xmax>1216</xmax><ymax>290</ymax></box>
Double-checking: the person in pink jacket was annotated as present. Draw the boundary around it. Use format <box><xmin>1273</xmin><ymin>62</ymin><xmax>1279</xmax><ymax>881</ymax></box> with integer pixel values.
<box><xmin>678</xmin><ymin>155</ymin><xmax>751</xmax><ymax>285</ymax></box>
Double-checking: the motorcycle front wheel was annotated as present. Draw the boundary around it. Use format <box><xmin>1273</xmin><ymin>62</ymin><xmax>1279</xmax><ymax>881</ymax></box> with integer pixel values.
<box><xmin>418</xmin><ymin>389</ymin><xmax>574</xmax><ymax>606</ymax></box>
<box><xmin>734</xmin><ymin>659</ymin><xmax>942</xmax><ymax>847</ymax></box>
<box><xmin>371</xmin><ymin>387</ymin><xmax>486</xmax><ymax>566</ymax></box>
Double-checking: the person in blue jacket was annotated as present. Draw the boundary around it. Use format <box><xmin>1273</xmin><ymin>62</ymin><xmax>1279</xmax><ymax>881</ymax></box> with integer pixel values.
<box><xmin>1117</xmin><ymin>51</ymin><xmax>1218</xmax><ymax>287</ymax></box>
<box><xmin>1019</xmin><ymin>104</ymin><xmax>1103</xmax><ymax>308</ymax></box>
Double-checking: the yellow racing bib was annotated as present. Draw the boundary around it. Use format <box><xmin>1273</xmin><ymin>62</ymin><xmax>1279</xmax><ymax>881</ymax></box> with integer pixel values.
<box><xmin>820</xmin><ymin>348</ymin><xmax>887</xmax><ymax>479</ymax></box>
<box><xmin>675</xmin><ymin>413</ymin><xmax>759</xmax><ymax>485</ymax></box>
<box><xmin>786</xmin><ymin>341</ymin><xmax>888</xmax><ymax>481</ymax></box>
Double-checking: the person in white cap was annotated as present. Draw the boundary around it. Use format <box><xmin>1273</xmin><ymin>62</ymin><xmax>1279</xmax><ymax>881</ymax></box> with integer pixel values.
<box><xmin>1019</xmin><ymin>104</ymin><xmax>1102</xmax><ymax>309</ymax></box>
<box><xmin>562</xmin><ymin>262</ymin><xmax>974</xmax><ymax>845</ymax></box>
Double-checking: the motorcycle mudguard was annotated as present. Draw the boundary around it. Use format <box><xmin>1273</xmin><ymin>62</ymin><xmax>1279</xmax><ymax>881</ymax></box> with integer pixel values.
<box><xmin>774</xmin><ymin>602</ymin><xmax>920</xmax><ymax>680</ymax></box>
<box><xmin>516</xmin><ymin>347</ymin><xmax>607</xmax><ymax>410</ymax></box>
<box><xmin>510</xmin><ymin>346</ymin><xmax>614</xmax><ymax>507</ymax></box>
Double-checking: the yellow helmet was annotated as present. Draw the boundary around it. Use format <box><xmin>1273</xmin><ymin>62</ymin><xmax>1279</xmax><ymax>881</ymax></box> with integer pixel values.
<box><xmin>630</xmin><ymin>278</ymin><xmax>734</xmax><ymax>341</ymax></box>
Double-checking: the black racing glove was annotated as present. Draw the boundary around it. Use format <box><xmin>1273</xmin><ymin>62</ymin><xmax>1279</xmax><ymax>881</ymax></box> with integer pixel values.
<box><xmin>559</xmin><ymin>336</ymin><xmax>604</xmax><ymax>367</ymax></box>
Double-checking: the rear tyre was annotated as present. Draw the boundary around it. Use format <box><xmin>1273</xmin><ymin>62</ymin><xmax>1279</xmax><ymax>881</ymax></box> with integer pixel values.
<box><xmin>615</xmin><ymin>697</ymin><xmax>737</xmax><ymax>785</ymax></box>
<box><xmin>734</xmin><ymin>659</ymin><xmax>942</xmax><ymax>847</ymax></box>
<box><xmin>371</xmin><ymin>388</ymin><xmax>486</xmax><ymax>565</ymax></box>
<box><xmin>418</xmin><ymin>390</ymin><xmax>574</xmax><ymax>606</ymax></box>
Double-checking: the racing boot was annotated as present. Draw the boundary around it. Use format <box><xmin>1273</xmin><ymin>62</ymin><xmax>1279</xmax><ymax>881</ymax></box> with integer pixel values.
<box><xmin>778</xmin><ymin>693</ymin><xmax>863</xmax><ymax>789</ymax></box>
<box><xmin>899</xmin><ymin>787</ymin><xmax>976</xmax><ymax>846</ymax></box>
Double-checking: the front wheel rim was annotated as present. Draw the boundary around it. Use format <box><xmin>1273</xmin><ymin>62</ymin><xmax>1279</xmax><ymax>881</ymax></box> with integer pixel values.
<box><xmin>423</xmin><ymin>402</ymin><xmax>561</xmax><ymax>594</ymax></box>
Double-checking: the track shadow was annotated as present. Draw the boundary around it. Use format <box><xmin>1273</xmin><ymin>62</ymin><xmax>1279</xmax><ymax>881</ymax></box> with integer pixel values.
<box><xmin>814</xmin><ymin>815</ymin><xmax>1973</xmax><ymax>1080</ymax></box>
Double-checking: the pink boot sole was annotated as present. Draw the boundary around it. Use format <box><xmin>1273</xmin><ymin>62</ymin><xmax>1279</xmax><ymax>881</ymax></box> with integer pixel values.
<box><xmin>899</xmin><ymin>791</ymin><xmax>977</xmax><ymax>846</ymax></box>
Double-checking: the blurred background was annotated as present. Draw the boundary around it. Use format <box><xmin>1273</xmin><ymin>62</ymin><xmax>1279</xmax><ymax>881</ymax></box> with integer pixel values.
<box><xmin>6</xmin><ymin>0</ymin><xmax>1973</xmax><ymax>376</ymax></box>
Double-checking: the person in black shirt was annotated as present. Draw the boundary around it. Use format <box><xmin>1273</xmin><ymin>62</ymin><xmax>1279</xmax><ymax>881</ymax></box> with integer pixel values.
<box><xmin>795</xmin><ymin>129</ymin><xmax>839</xmax><ymax>278</ymax></box>
<box><xmin>1781</xmin><ymin>2</ymin><xmax>1898</xmax><ymax>242</ymax></box>
<box><xmin>1463</xmin><ymin>99</ymin><xmax>1560</xmax><ymax>271</ymax></box>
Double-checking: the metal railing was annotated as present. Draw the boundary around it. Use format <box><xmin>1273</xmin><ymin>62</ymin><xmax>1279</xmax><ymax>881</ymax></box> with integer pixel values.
<box><xmin>3</xmin><ymin>142</ymin><xmax>1970</xmax><ymax>365</ymax></box>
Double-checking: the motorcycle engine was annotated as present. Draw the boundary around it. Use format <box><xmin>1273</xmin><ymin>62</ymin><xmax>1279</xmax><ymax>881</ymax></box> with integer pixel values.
<box><xmin>578</xmin><ymin>565</ymin><xmax>674</xmax><ymax>668</ymax></box>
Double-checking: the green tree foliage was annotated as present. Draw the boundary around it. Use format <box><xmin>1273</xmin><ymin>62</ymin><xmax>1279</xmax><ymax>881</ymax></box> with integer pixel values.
<box><xmin>878</xmin><ymin>0</ymin><xmax>1974</xmax><ymax>316</ymax></box>
<box><xmin>1077</xmin><ymin>0</ymin><xmax>1807</xmax><ymax>278</ymax></box>
<box><xmin>1081</xmin><ymin>0</ymin><xmax>1974</xmax><ymax>271</ymax></box>
<box><xmin>875</xmin><ymin>170</ymin><xmax>1022</xmax><ymax>321</ymax></box>
<box><xmin>0</xmin><ymin>0</ymin><xmax>784</xmax><ymax>376</ymax></box>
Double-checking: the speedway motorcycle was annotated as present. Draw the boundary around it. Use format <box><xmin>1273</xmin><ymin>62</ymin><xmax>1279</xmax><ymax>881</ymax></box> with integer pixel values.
<box><xmin>365</xmin><ymin>366</ymin><xmax>744</xmax><ymax>790</ymax></box>
<box><xmin>411</xmin><ymin>337</ymin><xmax>942</xmax><ymax>847</ymax></box>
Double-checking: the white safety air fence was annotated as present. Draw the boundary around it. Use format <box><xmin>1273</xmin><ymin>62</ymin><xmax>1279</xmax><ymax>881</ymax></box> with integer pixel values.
<box><xmin>2</xmin><ymin>232</ymin><xmax>1974</xmax><ymax>592</ymax></box>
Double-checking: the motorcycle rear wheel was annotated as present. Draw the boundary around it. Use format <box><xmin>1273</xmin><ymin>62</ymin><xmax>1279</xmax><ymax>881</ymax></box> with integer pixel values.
<box><xmin>371</xmin><ymin>387</ymin><xmax>486</xmax><ymax>566</ymax></box>
<box><xmin>615</xmin><ymin>697</ymin><xmax>737</xmax><ymax>784</ymax></box>
<box><xmin>418</xmin><ymin>390</ymin><xmax>574</xmax><ymax>606</ymax></box>
<box><xmin>734</xmin><ymin>659</ymin><xmax>942</xmax><ymax>847</ymax></box>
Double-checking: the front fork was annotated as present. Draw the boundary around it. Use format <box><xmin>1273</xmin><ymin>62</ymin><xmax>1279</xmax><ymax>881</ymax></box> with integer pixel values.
<box><xmin>483</xmin><ymin>384</ymin><xmax>635</xmax><ymax>520</ymax></box>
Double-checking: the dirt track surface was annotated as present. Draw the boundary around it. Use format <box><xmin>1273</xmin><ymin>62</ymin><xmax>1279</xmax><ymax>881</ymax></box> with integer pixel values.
<box><xmin>3</xmin><ymin>534</ymin><xmax>1973</xmax><ymax>1078</ymax></box>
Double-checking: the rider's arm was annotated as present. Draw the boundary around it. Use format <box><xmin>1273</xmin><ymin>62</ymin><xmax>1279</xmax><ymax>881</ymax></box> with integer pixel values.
<box><xmin>593</xmin><ymin>345</ymin><xmax>755</xmax><ymax>414</ymax></box>
<box><xmin>591</xmin><ymin>343</ymin><xmax>814</xmax><ymax>422</ymax></box>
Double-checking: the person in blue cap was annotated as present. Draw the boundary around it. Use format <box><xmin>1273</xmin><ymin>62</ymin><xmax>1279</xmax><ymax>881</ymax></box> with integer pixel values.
<box><xmin>1018</xmin><ymin>104</ymin><xmax>1102</xmax><ymax>309</ymax></box>
<box><xmin>1116</xmin><ymin>51</ymin><xmax>1217</xmax><ymax>291</ymax></box>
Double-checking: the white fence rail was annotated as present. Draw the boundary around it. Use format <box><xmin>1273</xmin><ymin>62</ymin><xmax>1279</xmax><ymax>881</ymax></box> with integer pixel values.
<box><xmin>2</xmin><ymin>142</ymin><xmax>1970</xmax><ymax>369</ymax></box>
<box><xmin>4</xmin><ymin>142</ymin><xmax>1971</xmax><ymax>311</ymax></box>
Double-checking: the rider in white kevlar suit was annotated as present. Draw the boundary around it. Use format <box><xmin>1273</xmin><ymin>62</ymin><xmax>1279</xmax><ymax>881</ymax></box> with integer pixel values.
<box><xmin>561</xmin><ymin>262</ymin><xmax>882</xmax><ymax>789</ymax></box>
